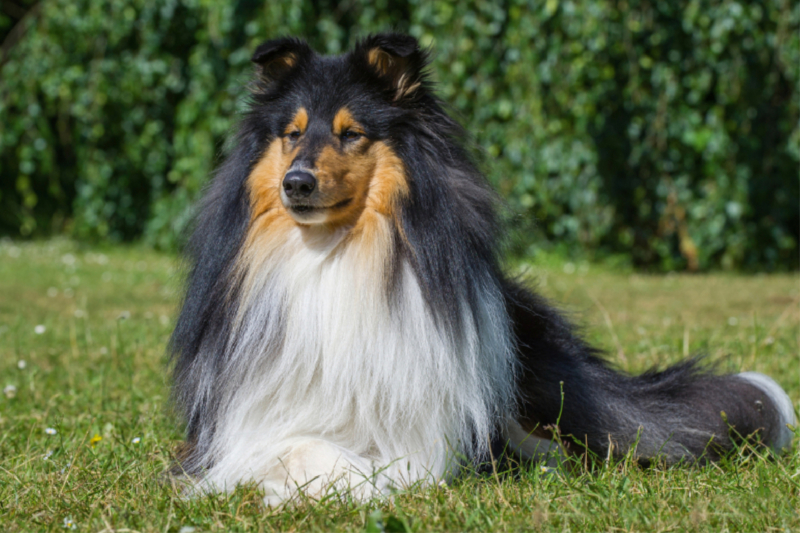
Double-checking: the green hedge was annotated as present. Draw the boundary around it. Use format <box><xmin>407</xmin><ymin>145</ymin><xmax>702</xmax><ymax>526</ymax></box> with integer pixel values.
<box><xmin>1</xmin><ymin>0</ymin><xmax>797</xmax><ymax>270</ymax></box>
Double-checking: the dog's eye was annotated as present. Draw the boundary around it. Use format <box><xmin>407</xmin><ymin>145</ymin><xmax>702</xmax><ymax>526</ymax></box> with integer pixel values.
<box><xmin>341</xmin><ymin>130</ymin><xmax>362</xmax><ymax>142</ymax></box>
<box><xmin>286</xmin><ymin>130</ymin><xmax>301</xmax><ymax>141</ymax></box>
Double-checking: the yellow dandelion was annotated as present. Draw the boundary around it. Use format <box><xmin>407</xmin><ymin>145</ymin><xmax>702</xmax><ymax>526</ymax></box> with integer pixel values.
<box><xmin>90</xmin><ymin>434</ymin><xmax>103</xmax><ymax>447</ymax></box>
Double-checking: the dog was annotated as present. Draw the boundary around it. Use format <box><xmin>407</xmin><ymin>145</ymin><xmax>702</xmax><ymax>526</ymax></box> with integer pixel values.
<box><xmin>169</xmin><ymin>33</ymin><xmax>796</xmax><ymax>505</ymax></box>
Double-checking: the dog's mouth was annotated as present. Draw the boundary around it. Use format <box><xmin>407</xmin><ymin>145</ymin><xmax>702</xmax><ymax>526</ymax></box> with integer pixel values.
<box><xmin>289</xmin><ymin>198</ymin><xmax>352</xmax><ymax>214</ymax></box>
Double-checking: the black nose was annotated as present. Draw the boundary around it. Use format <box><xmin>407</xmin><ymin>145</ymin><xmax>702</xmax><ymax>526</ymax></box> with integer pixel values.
<box><xmin>283</xmin><ymin>170</ymin><xmax>317</xmax><ymax>198</ymax></box>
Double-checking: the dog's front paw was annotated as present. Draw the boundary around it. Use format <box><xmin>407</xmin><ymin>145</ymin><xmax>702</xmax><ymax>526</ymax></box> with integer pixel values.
<box><xmin>260</xmin><ymin>439</ymin><xmax>383</xmax><ymax>506</ymax></box>
<box><xmin>261</xmin><ymin>482</ymin><xmax>293</xmax><ymax>508</ymax></box>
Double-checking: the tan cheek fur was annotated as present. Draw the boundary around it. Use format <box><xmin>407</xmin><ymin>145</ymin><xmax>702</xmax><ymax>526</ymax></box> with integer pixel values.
<box><xmin>239</xmin><ymin>137</ymin><xmax>306</xmax><ymax>300</ymax></box>
<box><xmin>349</xmin><ymin>141</ymin><xmax>409</xmax><ymax>266</ymax></box>
<box><xmin>245</xmin><ymin>136</ymin><xmax>408</xmax><ymax>234</ymax></box>
<box><xmin>313</xmin><ymin>140</ymin><xmax>408</xmax><ymax>227</ymax></box>
<box><xmin>246</xmin><ymin>107</ymin><xmax>310</xmax><ymax>237</ymax></box>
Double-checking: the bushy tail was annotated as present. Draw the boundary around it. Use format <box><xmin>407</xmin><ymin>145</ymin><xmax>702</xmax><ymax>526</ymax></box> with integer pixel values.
<box><xmin>505</xmin><ymin>281</ymin><xmax>797</xmax><ymax>464</ymax></box>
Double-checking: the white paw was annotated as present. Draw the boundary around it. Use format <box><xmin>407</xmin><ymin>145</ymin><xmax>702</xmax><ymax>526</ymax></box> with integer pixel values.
<box><xmin>260</xmin><ymin>439</ymin><xmax>385</xmax><ymax>506</ymax></box>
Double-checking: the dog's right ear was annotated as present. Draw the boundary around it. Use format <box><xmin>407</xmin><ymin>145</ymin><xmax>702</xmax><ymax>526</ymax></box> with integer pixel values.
<box><xmin>251</xmin><ymin>37</ymin><xmax>311</xmax><ymax>83</ymax></box>
<box><xmin>355</xmin><ymin>33</ymin><xmax>429</xmax><ymax>102</ymax></box>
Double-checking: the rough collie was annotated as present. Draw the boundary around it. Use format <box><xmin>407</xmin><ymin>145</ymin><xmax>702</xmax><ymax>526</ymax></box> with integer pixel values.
<box><xmin>169</xmin><ymin>33</ymin><xmax>796</xmax><ymax>505</ymax></box>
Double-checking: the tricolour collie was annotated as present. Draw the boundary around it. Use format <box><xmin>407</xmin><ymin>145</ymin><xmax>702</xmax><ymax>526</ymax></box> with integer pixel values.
<box><xmin>170</xmin><ymin>33</ymin><xmax>796</xmax><ymax>505</ymax></box>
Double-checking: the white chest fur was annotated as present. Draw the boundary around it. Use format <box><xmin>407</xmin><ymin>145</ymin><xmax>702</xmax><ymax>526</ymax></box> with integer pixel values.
<box><xmin>194</xmin><ymin>219</ymin><xmax>514</xmax><ymax>501</ymax></box>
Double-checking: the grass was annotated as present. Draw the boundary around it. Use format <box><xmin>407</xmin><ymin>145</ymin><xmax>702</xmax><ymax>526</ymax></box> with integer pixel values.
<box><xmin>1</xmin><ymin>238</ymin><xmax>798</xmax><ymax>532</ymax></box>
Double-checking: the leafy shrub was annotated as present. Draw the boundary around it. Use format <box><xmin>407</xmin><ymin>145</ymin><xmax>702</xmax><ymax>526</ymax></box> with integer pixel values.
<box><xmin>1</xmin><ymin>0</ymin><xmax>797</xmax><ymax>269</ymax></box>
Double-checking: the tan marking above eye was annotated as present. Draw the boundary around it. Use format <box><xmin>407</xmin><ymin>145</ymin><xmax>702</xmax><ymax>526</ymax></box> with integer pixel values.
<box><xmin>332</xmin><ymin>107</ymin><xmax>365</xmax><ymax>137</ymax></box>
<box><xmin>283</xmin><ymin>107</ymin><xmax>308</xmax><ymax>136</ymax></box>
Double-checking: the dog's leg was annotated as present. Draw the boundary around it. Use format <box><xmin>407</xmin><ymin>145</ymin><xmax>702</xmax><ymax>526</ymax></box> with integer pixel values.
<box><xmin>260</xmin><ymin>439</ymin><xmax>385</xmax><ymax>506</ymax></box>
<box><xmin>505</xmin><ymin>280</ymin><xmax>796</xmax><ymax>464</ymax></box>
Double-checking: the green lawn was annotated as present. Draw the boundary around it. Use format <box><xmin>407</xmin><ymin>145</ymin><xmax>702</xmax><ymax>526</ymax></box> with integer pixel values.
<box><xmin>1</xmin><ymin>239</ymin><xmax>798</xmax><ymax>532</ymax></box>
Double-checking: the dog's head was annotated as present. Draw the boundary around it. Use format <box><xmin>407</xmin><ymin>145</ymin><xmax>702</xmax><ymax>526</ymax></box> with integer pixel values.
<box><xmin>246</xmin><ymin>34</ymin><xmax>430</xmax><ymax>229</ymax></box>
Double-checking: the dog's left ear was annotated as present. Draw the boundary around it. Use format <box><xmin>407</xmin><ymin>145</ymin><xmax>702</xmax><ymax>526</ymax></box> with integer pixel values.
<box><xmin>355</xmin><ymin>33</ymin><xmax>428</xmax><ymax>101</ymax></box>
